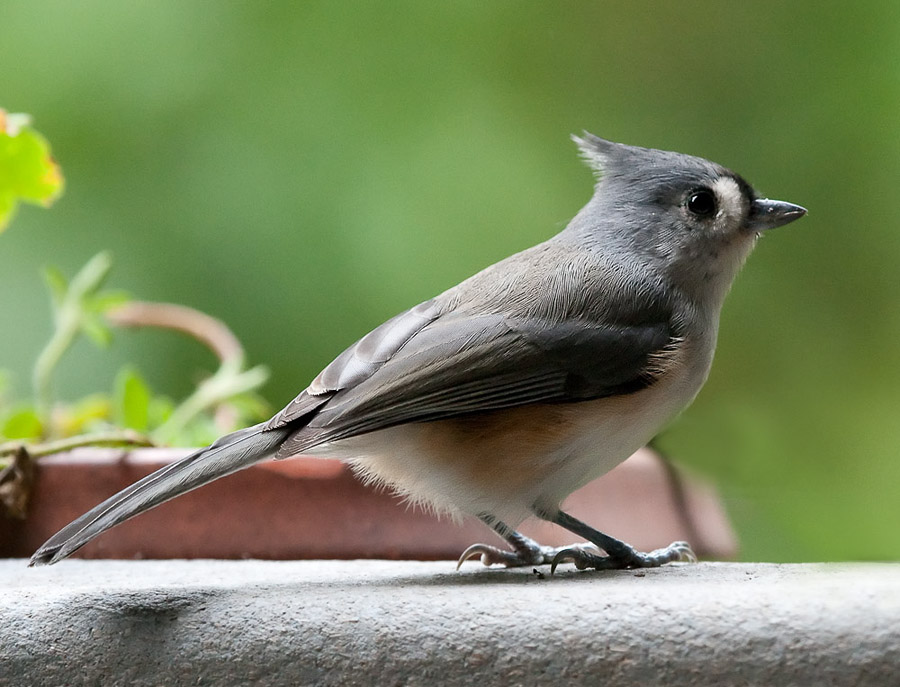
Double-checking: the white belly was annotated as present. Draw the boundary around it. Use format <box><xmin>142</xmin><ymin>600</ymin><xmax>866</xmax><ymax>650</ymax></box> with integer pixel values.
<box><xmin>313</xmin><ymin>336</ymin><xmax>712</xmax><ymax>527</ymax></box>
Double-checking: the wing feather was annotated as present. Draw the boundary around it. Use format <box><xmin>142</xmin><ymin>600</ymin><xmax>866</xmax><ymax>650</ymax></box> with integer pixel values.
<box><xmin>271</xmin><ymin>307</ymin><xmax>673</xmax><ymax>458</ymax></box>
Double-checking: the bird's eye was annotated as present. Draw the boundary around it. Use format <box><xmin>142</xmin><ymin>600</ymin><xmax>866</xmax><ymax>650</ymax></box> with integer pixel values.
<box><xmin>687</xmin><ymin>190</ymin><xmax>717</xmax><ymax>217</ymax></box>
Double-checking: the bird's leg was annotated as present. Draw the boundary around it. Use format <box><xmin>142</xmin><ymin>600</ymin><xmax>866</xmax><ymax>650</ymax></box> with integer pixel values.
<box><xmin>544</xmin><ymin>509</ymin><xmax>696</xmax><ymax>573</ymax></box>
<box><xmin>456</xmin><ymin>513</ymin><xmax>601</xmax><ymax>569</ymax></box>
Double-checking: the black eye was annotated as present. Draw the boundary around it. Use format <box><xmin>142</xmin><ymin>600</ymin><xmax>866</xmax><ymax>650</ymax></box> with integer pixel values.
<box><xmin>687</xmin><ymin>190</ymin><xmax>716</xmax><ymax>217</ymax></box>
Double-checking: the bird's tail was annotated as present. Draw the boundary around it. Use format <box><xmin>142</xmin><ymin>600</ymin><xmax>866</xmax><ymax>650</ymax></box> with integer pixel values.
<box><xmin>29</xmin><ymin>422</ymin><xmax>291</xmax><ymax>566</ymax></box>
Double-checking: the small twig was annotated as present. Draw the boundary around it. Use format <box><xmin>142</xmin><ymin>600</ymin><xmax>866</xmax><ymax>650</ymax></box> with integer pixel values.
<box><xmin>106</xmin><ymin>301</ymin><xmax>244</xmax><ymax>365</ymax></box>
<box><xmin>0</xmin><ymin>430</ymin><xmax>155</xmax><ymax>461</ymax></box>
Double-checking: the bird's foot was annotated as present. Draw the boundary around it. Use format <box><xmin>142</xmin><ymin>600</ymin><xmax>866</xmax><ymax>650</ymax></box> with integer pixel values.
<box><xmin>550</xmin><ymin>540</ymin><xmax>696</xmax><ymax>574</ymax></box>
<box><xmin>456</xmin><ymin>535</ymin><xmax>601</xmax><ymax>570</ymax></box>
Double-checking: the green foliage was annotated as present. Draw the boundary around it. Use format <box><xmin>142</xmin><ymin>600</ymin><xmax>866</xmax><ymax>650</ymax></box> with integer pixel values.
<box><xmin>1</xmin><ymin>407</ymin><xmax>42</xmax><ymax>441</ymax></box>
<box><xmin>114</xmin><ymin>367</ymin><xmax>151</xmax><ymax>432</ymax></box>
<box><xmin>0</xmin><ymin>110</ymin><xmax>63</xmax><ymax>233</ymax></box>
<box><xmin>32</xmin><ymin>251</ymin><xmax>126</xmax><ymax>414</ymax></box>
<box><xmin>1</xmin><ymin>252</ymin><xmax>271</xmax><ymax>459</ymax></box>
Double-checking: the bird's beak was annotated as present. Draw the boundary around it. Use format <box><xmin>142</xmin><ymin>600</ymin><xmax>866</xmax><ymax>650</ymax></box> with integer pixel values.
<box><xmin>746</xmin><ymin>198</ymin><xmax>807</xmax><ymax>232</ymax></box>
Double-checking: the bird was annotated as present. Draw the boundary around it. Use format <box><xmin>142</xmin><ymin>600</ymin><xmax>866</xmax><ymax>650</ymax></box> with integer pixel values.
<box><xmin>30</xmin><ymin>133</ymin><xmax>806</xmax><ymax>571</ymax></box>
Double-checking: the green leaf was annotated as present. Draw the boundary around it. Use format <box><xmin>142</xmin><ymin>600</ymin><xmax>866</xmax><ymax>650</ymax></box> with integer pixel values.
<box><xmin>147</xmin><ymin>395</ymin><xmax>174</xmax><ymax>429</ymax></box>
<box><xmin>1</xmin><ymin>406</ymin><xmax>43</xmax><ymax>440</ymax></box>
<box><xmin>0</xmin><ymin>194</ymin><xmax>15</xmax><ymax>232</ymax></box>
<box><xmin>41</xmin><ymin>265</ymin><xmax>69</xmax><ymax>311</ymax></box>
<box><xmin>60</xmin><ymin>394</ymin><xmax>113</xmax><ymax>435</ymax></box>
<box><xmin>0</xmin><ymin>109</ymin><xmax>64</xmax><ymax>233</ymax></box>
<box><xmin>80</xmin><ymin>314</ymin><xmax>114</xmax><ymax>348</ymax></box>
<box><xmin>90</xmin><ymin>289</ymin><xmax>131</xmax><ymax>313</ymax></box>
<box><xmin>65</xmin><ymin>394</ymin><xmax>112</xmax><ymax>435</ymax></box>
<box><xmin>114</xmin><ymin>367</ymin><xmax>151</xmax><ymax>432</ymax></box>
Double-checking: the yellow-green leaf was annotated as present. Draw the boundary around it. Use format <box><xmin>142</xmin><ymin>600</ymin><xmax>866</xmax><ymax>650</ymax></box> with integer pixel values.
<box><xmin>41</xmin><ymin>265</ymin><xmax>69</xmax><ymax>311</ymax></box>
<box><xmin>90</xmin><ymin>290</ymin><xmax>131</xmax><ymax>313</ymax></box>
<box><xmin>80</xmin><ymin>314</ymin><xmax>114</xmax><ymax>348</ymax></box>
<box><xmin>1</xmin><ymin>406</ymin><xmax>43</xmax><ymax>440</ymax></box>
<box><xmin>147</xmin><ymin>396</ymin><xmax>174</xmax><ymax>429</ymax></box>
<box><xmin>114</xmin><ymin>367</ymin><xmax>151</xmax><ymax>432</ymax></box>
<box><xmin>0</xmin><ymin>109</ymin><xmax>64</xmax><ymax>233</ymax></box>
<box><xmin>57</xmin><ymin>394</ymin><xmax>113</xmax><ymax>436</ymax></box>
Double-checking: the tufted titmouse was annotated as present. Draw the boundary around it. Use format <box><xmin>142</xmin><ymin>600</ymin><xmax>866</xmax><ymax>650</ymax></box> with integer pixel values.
<box><xmin>30</xmin><ymin>134</ymin><xmax>805</xmax><ymax>571</ymax></box>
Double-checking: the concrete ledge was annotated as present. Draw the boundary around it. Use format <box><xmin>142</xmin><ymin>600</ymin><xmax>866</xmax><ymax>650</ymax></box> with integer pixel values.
<box><xmin>1</xmin><ymin>560</ymin><xmax>898</xmax><ymax>686</ymax></box>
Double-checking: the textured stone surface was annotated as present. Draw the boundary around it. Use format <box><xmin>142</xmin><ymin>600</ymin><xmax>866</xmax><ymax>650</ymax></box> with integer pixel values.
<box><xmin>1</xmin><ymin>560</ymin><xmax>897</xmax><ymax>686</ymax></box>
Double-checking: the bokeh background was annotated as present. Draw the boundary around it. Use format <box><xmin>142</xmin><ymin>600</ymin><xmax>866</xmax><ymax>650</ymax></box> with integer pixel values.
<box><xmin>2</xmin><ymin>2</ymin><xmax>898</xmax><ymax>562</ymax></box>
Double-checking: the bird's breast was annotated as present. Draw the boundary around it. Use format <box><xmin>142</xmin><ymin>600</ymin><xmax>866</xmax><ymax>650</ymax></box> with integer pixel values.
<box><xmin>324</xmin><ymin>334</ymin><xmax>713</xmax><ymax>526</ymax></box>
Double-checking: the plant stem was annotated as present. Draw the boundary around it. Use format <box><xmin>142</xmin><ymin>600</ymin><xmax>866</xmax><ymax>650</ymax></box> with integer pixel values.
<box><xmin>32</xmin><ymin>251</ymin><xmax>113</xmax><ymax>420</ymax></box>
<box><xmin>0</xmin><ymin>429</ymin><xmax>155</xmax><ymax>464</ymax></box>
<box><xmin>106</xmin><ymin>301</ymin><xmax>245</xmax><ymax>363</ymax></box>
<box><xmin>32</xmin><ymin>311</ymin><xmax>80</xmax><ymax>418</ymax></box>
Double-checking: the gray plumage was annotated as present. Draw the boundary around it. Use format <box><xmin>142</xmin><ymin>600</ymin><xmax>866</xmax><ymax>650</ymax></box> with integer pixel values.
<box><xmin>30</xmin><ymin>134</ymin><xmax>805</xmax><ymax>568</ymax></box>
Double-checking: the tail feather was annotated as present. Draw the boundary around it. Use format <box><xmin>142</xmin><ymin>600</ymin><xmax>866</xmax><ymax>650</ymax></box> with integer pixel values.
<box><xmin>29</xmin><ymin>423</ymin><xmax>291</xmax><ymax>566</ymax></box>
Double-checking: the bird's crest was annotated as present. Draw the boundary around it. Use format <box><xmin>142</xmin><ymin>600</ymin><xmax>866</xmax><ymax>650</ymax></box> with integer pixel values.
<box><xmin>572</xmin><ymin>131</ymin><xmax>623</xmax><ymax>178</ymax></box>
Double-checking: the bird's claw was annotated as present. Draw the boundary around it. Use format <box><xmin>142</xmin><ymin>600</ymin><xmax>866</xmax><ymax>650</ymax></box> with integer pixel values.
<box><xmin>549</xmin><ymin>546</ymin><xmax>601</xmax><ymax>573</ymax></box>
<box><xmin>664</xmin><ymin>540</ymin><xmax>698</xmax><ymax>563</ymax></box>
<box><xmin>457</xmin><ymin>543</ymin><xmax>527</xmax><ymax>569</ymax></box>
<box><xmin>458</xmin><ymin>535</ymin><xmax>695</xmax><ymax>573</ymax></box>
<box><xmin>550</xmin><ymin>539</ymin><xmax>697</xmax><ymax>573</ymax></box>
<box><xmin>458</xmin><ymin>540</ymin><xmax>601</xmax><ymax>570</ymax></box>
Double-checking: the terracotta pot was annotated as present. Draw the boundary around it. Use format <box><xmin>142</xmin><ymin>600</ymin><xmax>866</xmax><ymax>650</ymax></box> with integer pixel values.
<box><xmin>0</xmin><ymin>447</ymin><xmax>736</xmax><ymax>561</ymax></box>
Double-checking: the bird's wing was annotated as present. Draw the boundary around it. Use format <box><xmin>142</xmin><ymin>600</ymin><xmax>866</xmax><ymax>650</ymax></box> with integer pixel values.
<box><xmin>268</xmin><ymin>297</ymin><xmax>675</xmax><ymax>458</ymax></box>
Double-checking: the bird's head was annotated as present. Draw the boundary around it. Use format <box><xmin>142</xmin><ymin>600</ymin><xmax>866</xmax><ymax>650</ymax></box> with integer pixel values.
<box><xmin>571</xmin><ymin>133</ymin><xmax>806</xmax><ymax>306</ymax></box>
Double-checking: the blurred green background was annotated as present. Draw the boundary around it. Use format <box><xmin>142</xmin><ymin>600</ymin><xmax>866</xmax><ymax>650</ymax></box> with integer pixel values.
<box><xmin>2</xmin><ymin>1</ymin><xmax>898</xmax><ymax>562</ymax></box>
